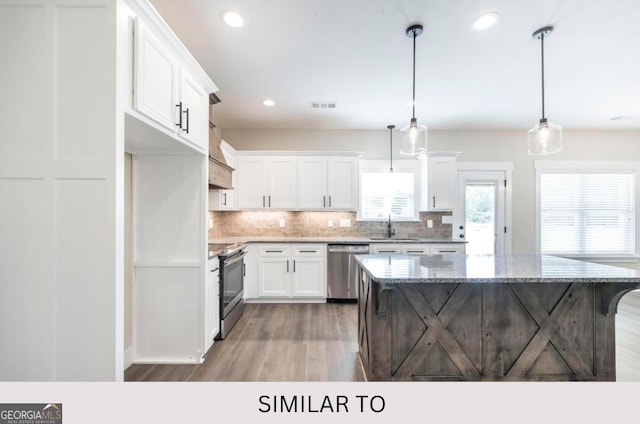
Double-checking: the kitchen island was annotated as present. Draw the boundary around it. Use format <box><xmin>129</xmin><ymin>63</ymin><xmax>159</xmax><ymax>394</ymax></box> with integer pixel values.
<box><xmin>355</xmin><ymin>254</ymin><xmax>640</xmax><ymax>381</ymax></box>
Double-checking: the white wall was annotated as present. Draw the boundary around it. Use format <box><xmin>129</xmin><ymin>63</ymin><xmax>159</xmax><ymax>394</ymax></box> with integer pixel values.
<box><xmin>222</xmin><ymin>128</ymin><xmax>640</xmax><ymax>269</ymax></box>
<box><xmin>0</xmin><ymin>0</ymin><xmax>123</xmax><ymax>381</ymax></box>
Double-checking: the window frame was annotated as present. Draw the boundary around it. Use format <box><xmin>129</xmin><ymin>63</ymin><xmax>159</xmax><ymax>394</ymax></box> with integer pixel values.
<box><xmin>357</xmin><ymin>159</ymin><xmax>421</xmax><ymax>222</ymax></box>
<box><xmin>534</xmin><ymin>160</ymin><xmax>640</xmax><ymax>262</ymax></box>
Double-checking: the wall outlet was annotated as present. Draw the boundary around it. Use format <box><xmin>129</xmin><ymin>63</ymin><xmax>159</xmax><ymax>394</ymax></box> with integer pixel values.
<box><xmin>427</xmin><ymin>219</ymin><xmax>433</xmax><ymax>228</ymax></box>
<box><xmin>279</xmin><ymin>219</ymin><xmax>286</xmax><ymax>228</ymax></box>
<box><xmin>328</xmin><ymin>220</ymin><xmax>334</xmax><ymax>227</ymax></box>
<box><xmin>442</xmin><ymin>215</ymin><xmax>453</xmax><ymax>224</ymax></box>
<box><xmin>339</xmin><ymin>219</ymin><xmax>351</xmax><ymax>227</ymax></box>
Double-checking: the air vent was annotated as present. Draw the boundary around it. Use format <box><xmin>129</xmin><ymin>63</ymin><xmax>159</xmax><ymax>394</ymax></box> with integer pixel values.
<box><xmin>310</xmin><ymin>101</ymin><xmax>337</xmax><ymax>109</ymax></box>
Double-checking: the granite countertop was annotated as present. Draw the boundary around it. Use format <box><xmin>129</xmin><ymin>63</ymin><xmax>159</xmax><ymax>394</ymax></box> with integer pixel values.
<box><xmin>208</xmin><ymin>236</ymin><xmax>466</xmax><ymax>244</ymax></box>
<box><xmin>355</xmin><ymin>254</ymin><xmax>640</xmax><ymax>284</ymax></box>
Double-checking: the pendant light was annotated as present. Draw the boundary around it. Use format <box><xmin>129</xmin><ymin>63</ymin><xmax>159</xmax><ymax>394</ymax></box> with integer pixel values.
<box><xmin>527</xmin><ymin>26</ymin><xmax>562</xmax><ymax>155</ymax></box>
<box><xmin>400</xmin><ymin>24</ymin><xmax>428</xmax><ymax>156</ymax></box>
<box><xmin>387</xmin><ymin>124</ymin><xmax>395</xmax><ymax>172</ymax></box>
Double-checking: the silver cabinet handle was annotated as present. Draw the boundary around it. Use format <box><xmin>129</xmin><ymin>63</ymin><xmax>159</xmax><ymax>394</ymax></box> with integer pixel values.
<box><xmin>432</xmin><ymin>196</ymin><xmax>436</xmax><ymax>208</ymax></box>
<box><xmin>262</xmin><ymin>195</ymin><xmax>265</xmax><ymax>207</ymax></box>
<box><xmin>286</xmin><ymin>260</ymin><xmax>289</xmax><ymax>272</ymax></box>
<box><xmin>265</xmin><ymin>250</ymin><xmax>283</xmax><ymax>253</ymax></box>
<box><xmin>293</xmin><ymin>259</ymin><xmax>296</xmax><ymax>272</ymax></box>
<box><xmin>222</xmin><ymin>192</ymin><xmax>227</xmax><ymax>206</ymax></box>
<box><xmin>323</xmin><ymin>195</ymin><xmax>326</xmax><ymax>208</ymax></box>
<box><xmin>329</xmin><ymin>195</ymin><xmax>332</xmax><ymax>207</ymax></box>
<box><xmin>268</xmin><ymin>195</ymin><xmax>271</xmax><ymax>207</ymax></box>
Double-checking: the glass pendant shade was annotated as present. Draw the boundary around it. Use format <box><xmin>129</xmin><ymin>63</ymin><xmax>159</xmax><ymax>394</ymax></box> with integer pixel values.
<box><xmin>400</xmin><ymin>118</ymin><xmax>427</xmax><ymax>155</ymax></box>
<box><xmin>527</xmin><ymin>118</ymin><xmax>562</xmax><ymax>155</ymax></box>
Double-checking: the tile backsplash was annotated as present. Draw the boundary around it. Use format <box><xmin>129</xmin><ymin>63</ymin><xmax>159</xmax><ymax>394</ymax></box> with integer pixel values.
<box><xmin>208</xmin><ymin>210</ymin><xmax>453</xmax><ymax>240</ymax></box>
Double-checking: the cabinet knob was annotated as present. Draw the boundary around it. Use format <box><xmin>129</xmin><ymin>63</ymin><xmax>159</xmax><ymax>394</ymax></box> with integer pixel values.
<box><xmin>459</xmin><ymin>225</ymin><xmax>464</xmax><ymax>230</ymax></box>
<box><xmin>459</xmin><ymin>234</ymin><xmax>465</xmax><ymax>239</ymax></box>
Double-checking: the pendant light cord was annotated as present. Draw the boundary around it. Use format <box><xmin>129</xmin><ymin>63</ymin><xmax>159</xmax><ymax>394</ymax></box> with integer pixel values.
<box><xmin>412</xmin><ymin>29</ymin><xmax>417</xmax><ymax>120</ymax></box>
<box><xmin>540</xmin><ymin>32</ymin><xmax>545</xmax><ymax>120</ymax></box>
<box><xmin>387</xmin><ymin>125</ymin><xmax>394</xmax><ymax>172</ymax></box>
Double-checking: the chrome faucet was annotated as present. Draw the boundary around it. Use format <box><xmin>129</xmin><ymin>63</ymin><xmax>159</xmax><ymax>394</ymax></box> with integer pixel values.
<box><xmin>387</xmin><ymin>214</ymin><xmax>395</xmax><ymax>238</ymax></box>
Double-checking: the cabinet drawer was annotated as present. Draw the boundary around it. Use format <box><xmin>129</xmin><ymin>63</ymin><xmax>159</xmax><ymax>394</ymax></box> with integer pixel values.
<box><xmin>430</xmin><ymin>244</ymin><xmax>466</xmax><ymax>254</ymax></box>
<box><xmin>292</xmin><ymin>244</ymin><xmax>325</xmax><ymax>256</ymax></box>
<box><xmin>258</xmin><ymin>245</ymin><xmax>290</xmax><ymax>256</ymax></box>
<box><xmin>402</xmin><ymin>245</ymin><xmax>430</xmax><ymax>255</ymax></box>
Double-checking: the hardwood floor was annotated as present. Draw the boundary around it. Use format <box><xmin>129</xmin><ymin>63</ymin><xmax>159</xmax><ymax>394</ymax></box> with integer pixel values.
<box><xmin>125</xmin><ymin>302</ymin><xmax>365</xmax><ymax>382</ymax></box>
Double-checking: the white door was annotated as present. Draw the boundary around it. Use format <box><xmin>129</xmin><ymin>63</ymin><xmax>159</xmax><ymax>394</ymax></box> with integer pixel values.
<box><xmin>455</xmin><ymin>171</ymin><xmax>508</xmax><ymax>255</ymax></box>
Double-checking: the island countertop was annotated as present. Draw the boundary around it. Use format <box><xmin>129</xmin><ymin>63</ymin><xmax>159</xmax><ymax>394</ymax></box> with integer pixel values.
<box><xmin>355</xmin><ymin>253</ymin><xmax>640</xmax><ymax>284</ymax></box>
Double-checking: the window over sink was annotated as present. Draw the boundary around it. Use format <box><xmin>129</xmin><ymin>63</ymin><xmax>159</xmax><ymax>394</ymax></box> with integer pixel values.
<box><xmin>358</xmin><ymin>159</ymin><xmax>419</xmax><ymax>221</ymax></box>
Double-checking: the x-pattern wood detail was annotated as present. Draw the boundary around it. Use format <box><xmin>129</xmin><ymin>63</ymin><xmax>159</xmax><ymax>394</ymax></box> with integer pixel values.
<box><xmin>394</xmin><ymin>284</ymin><xmax>480</xmax><ymax>379</ymax></box>
<box><xmin>506</xmin><ymin>283</ymin><xmax>595</xmax><ymax>379</ymax></box>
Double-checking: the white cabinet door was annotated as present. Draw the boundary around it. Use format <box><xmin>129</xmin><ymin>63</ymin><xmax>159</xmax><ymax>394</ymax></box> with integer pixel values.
<box><xmin>327</xmin><ymin>158</ymin><xmax>358</xmax><ymax>210</ymax></box>
<box><xmin>133</xmin><ymin>17</ymin><xmax>179</xmax><ymax>130</ymax></box>
<box><xmin>178</xmin><ymin>70</ymin><xmax>208</xmax><ymax>150</ymax></box>
<box><xmin>237</xmin><ymin>157</ymin><xmax>296</xmax><ymax>209</ymax></box>
<box><xmin>297</xmin><ymin>158</ymin><xmax>327</xmax><ymax>209</ymax></box>
<box><xmin>428</xmin><ymin>155</ymin><xmax>457</xmax><ymax>211</ymax></box>
<box><xmin>237</xmin><ymin>158</ymin><xmax>268</xmax><ymax>208</ymax></box>
<box><xmin>257</xmin><ymin>245</ymin><xmax>291</xmax><ymax>297</ymax></box>
<box><xmin>292</xmin><ymin>257</ymin><xmax>325</xmax><ymax>297</ymax></box>
<box><xmin>258</xmin><ymin>257</ymin><xmax>290</xmax><ymax>297</ymax></box>
<box><xmin>205</xmin><ymin>257</ymin><xmax>219</xmax><ymax>352</ymax></box>
<box><xmin>267</xmin><ymin>158</ymin><xmax>297</xmax><ymax>209</ymax></box>
<box><xmin>291</xmin><ymin>245</ymin><xmax>326</xmax><ymax>298</ymax></box>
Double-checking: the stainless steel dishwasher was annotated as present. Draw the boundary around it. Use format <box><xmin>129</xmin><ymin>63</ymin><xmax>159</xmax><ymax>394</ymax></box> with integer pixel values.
<box><xmin>327</xmin><ymin>244</ymin><xmax>370</xmax><ymax>302</ymax></box>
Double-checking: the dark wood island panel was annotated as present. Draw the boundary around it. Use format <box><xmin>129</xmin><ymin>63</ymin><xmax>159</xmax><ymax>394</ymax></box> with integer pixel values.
<box><xmin>356</xmin><ymin>254</ymin><xmax>640</xmax><ymax>381</ymax></box>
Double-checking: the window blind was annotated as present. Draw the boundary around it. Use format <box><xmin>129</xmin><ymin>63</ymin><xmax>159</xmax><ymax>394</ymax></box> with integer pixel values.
<box><xmin>361</xmin><ymin>172</ymin><xmax>415</xmax><ymax>220</ymax></box>
<box><xmin>540</xmin><ymin>172</ymin><xmax>635</xmax><ymax>256</ymax></box>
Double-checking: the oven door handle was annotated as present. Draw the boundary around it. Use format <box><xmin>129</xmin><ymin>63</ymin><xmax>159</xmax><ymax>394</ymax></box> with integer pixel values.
<box><xmin>223</xmin><ymin>251</ymin><xmax>247</xmax><ymax>267</ymax></box>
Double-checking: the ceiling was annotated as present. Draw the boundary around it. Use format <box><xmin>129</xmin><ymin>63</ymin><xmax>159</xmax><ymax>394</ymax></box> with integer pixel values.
<box><xmin>148</xmin><ymin>0</ymin><xmax>640</xmax><ymax>131</ymax></box>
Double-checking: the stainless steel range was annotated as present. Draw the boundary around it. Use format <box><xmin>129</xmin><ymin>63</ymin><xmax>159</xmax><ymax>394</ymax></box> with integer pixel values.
<box><xmin>214</xmin><ymin>243</ymin><xmax>247</xmax><ymax>339</ymax></box>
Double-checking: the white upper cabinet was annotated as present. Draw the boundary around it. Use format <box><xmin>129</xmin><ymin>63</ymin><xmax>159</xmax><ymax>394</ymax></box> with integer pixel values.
<box><xmin>423</xmin><ymin>153</ymin><xmax>458</xmax><ymax>211</ymax></box>
<box><xmin>237</xmin><ymin>157</ymin><xmax>297</xmax><ymax>209</ymax></box>
<box><xmin>133</xmin><ymin>17</ymin><xmax>210</xmax><ymax>152</ymax></box>
<box><xmin>297</xmin><ymin>158</ymin><xmax>327</xmax><ymax>209</ymax></box>
<box><xmin>296</xmin><ymin>156</ymin><xmax>358</xmax><ymax>210</ymax></box>
<box><xmin>178</xmin><ymin>70</ymin><xmax>209</xmax><ymax>149</ymax></box>
<box><xmin>326</xmin><ymin>157</ymin><xmax>358</xmax><ymax>210</ymax></box>
<box><xmin>133</xmin><ymin>17</ymin><xmax>179</xmax><ymax>131</ymax></box>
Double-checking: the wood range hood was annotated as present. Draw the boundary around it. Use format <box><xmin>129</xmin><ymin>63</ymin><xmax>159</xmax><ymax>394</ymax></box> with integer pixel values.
<box><xmin>208</xmin><ymin>93</ymin><xmax>234</xmax><ymax>190</ymax></box>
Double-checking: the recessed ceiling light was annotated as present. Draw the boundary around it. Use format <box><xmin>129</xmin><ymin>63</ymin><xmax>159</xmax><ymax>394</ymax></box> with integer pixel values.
<box><xmin>222</xmin><ymin>10</ymin><xmax>243</xmax><ymax>27</ymax></box>
<box><xmin>262</xmin><ymin>99</ymin><xmax>275</xmax><ymax>106</ymax></box>
<box><xmin>471</xmin><ymin>12</ymin><xmax>500</xmax><ymax>31</ymax></box>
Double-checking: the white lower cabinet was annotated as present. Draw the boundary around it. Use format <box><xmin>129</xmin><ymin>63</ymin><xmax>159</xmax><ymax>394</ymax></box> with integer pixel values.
<box><xmin>253</xmin><ymin>244</ymin><xmax>326</xmax><ymax>300</ymax></box>
<box><xmin>204</xmin><ymin>256</ymin><xmax>220</xmax><ymax>354</ymax></box>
